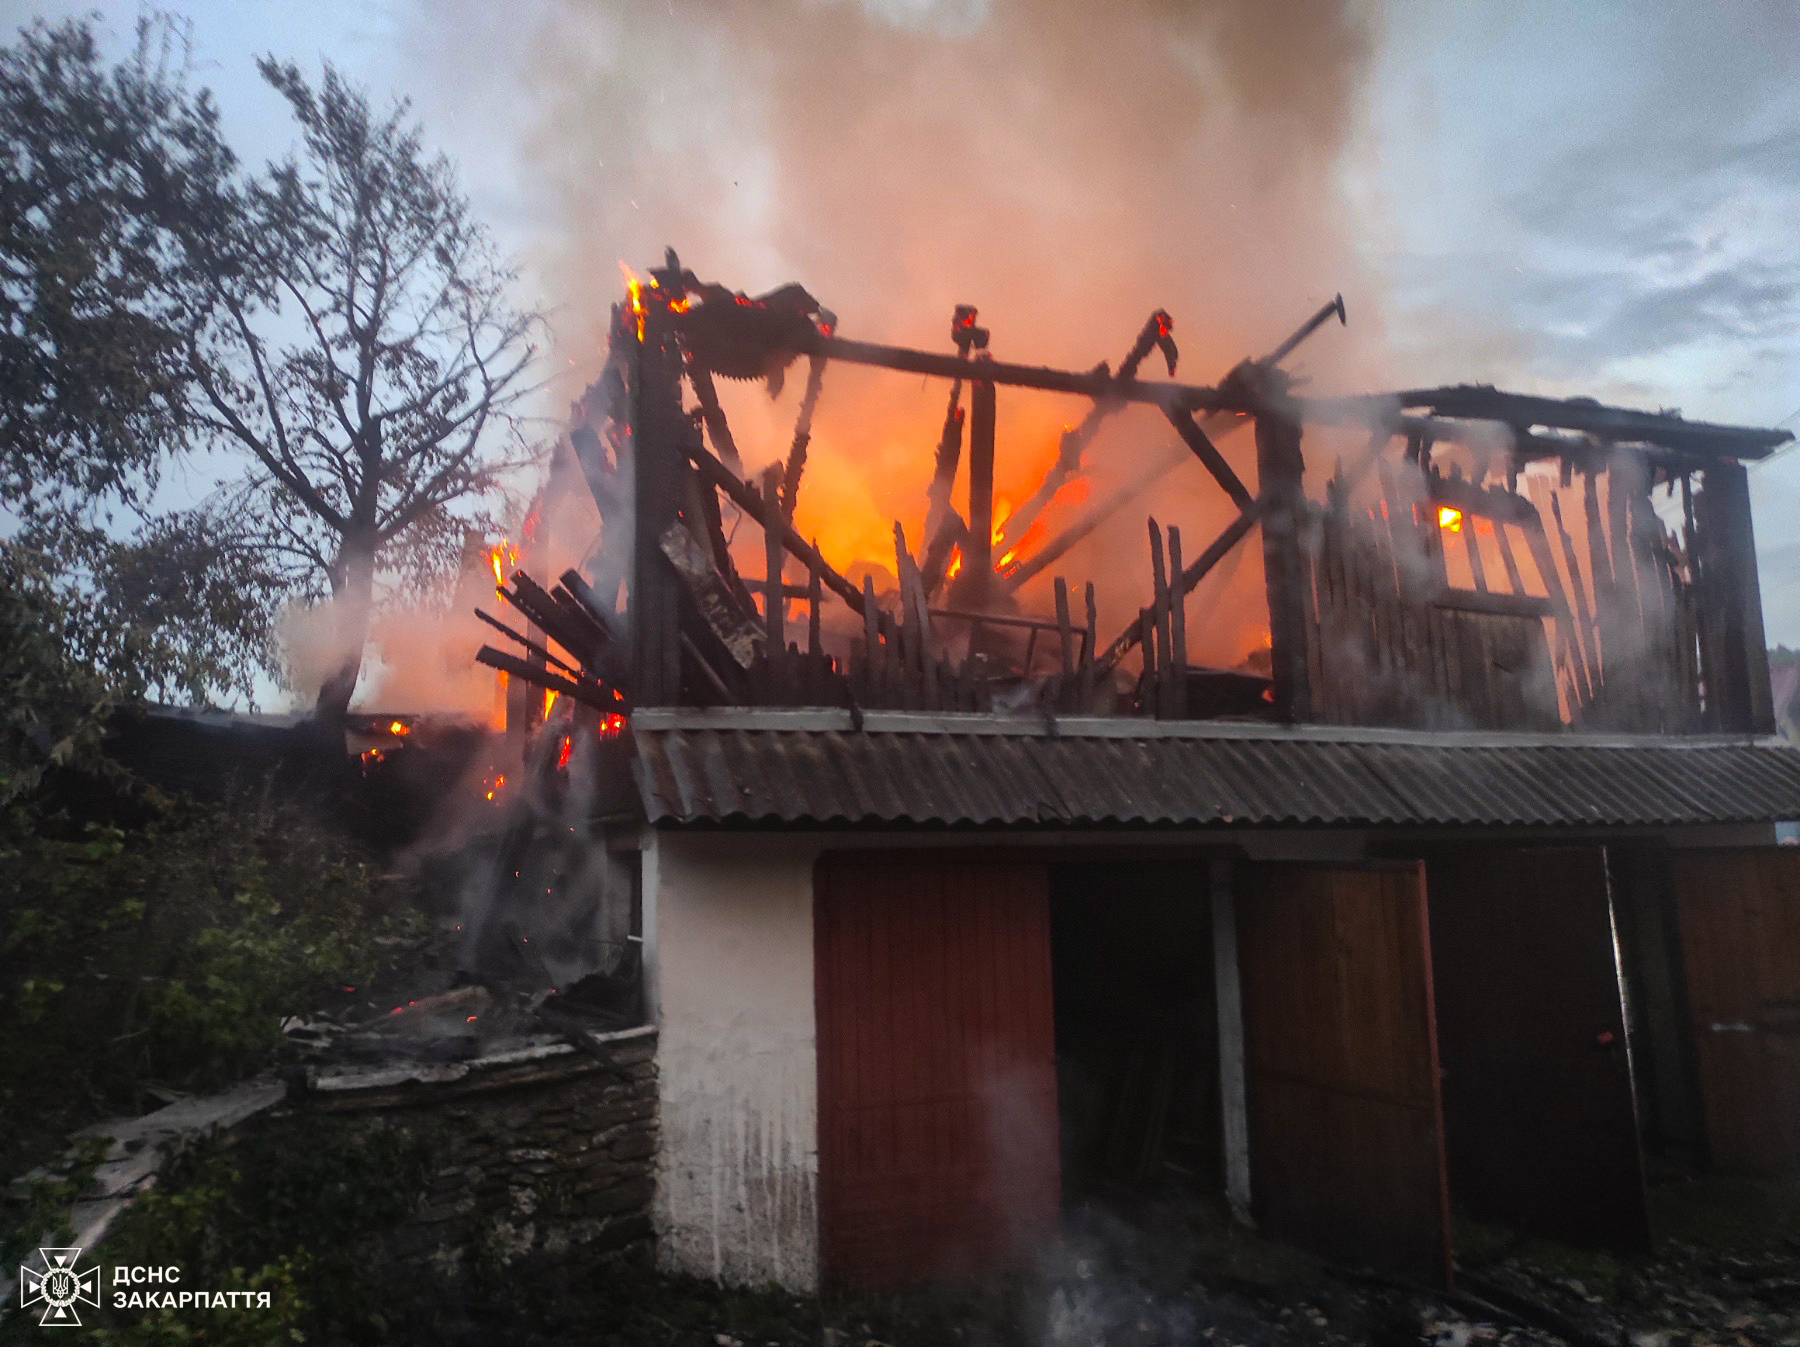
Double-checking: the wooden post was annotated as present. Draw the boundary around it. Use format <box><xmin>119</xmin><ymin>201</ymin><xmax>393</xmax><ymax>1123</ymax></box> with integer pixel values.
<box><xmin>1211</xmin><ymin>855</ymin><xmax>1252</xmax><ymax>1224</ymax></box>
<box><xmin>1255</xmin><ymin>405</ymin><xmax>1313</xmax><ymax>721</ymax></box>
<box><xmin>630</xmin><ymin>309</ymin><xmax>685</xmax><ymax>705</ymax></box>
<box><xmin>965</xmin><ymin>358</ymin><xmax>997</xmax><ymax>593</ymax></box>
<box><xmin>762</xmin><ymin>473</ymin><xmax>786</xmax><ymax>659</ymax></box>
<box><xmin>1167</xmin><ymin>525</ymin><xmax>1187</xmax><ymax>718</ymax></box>
<box><xmin>1696</xmin><ymin>462</ymin><xmax>1776</xmax><ymax>733</ymax></box>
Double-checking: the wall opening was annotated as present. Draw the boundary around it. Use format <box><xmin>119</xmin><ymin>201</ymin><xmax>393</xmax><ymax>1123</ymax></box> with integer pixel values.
<box><xmin>1048</xmin><ymin>860</ymin><xmax>1223</xmax><ymax>1209</ymax></box>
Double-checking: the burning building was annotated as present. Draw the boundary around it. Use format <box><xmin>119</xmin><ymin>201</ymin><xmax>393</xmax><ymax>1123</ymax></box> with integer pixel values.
<box><xmin>474</xmin><ymin>252</ymin><xmax>1800</xmax><ymax>1293</ymax></box>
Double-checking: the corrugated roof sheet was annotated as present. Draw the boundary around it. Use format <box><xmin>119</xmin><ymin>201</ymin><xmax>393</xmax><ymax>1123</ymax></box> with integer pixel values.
<box><xmin>630</xmin><ymin>710</ymin><xmax>1800</xmax><ymax>829</ymax></box>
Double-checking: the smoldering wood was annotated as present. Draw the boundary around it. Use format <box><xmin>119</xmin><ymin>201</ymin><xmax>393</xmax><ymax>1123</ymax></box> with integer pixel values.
<box><xmin>781</xmin><ymin>354</ymin><xmax>826</xmax><ymax>519</ymax></box>
<box><xmin>658</xmin><ymin>521</ymin><xmax>764</xmax><ymax>671</ymax></box>
<box><xmin>920</xmin><ymin>513</ymin><xmax>968</xmax><ymax>598</ymax></box>
<box><xmin>474</xmin><ymin>646</ymin><xmax>618</xmax><ymax>711</ymax></box>
<box><xmin>475</xmin><ymin>607</ymin><xmax>591</xmax><ymax>683</ymax></box>
<box><xmin>686</xmin><ymin>358</ymin><xmax>744</xmax><ymax>471</ymax></box>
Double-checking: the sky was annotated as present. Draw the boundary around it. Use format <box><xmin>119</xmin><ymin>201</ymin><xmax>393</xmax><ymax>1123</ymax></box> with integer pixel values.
<box><xmin>6</xmin><ymin>0</ymin><xmax>1800</xmax><ymax>645</ymax></box>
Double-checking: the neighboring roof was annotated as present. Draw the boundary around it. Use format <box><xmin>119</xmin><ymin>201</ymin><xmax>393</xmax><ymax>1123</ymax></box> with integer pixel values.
<box><xmin>630</xmin><ymin>708</ymin><xmax>1800</xmax><ymax>830</ymax></box>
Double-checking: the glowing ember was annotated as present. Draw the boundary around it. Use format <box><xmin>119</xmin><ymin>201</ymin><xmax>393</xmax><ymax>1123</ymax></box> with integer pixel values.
<box><xmin>484</xmin><ymin>772</ymin><xmax>507</xmax><ymax>803</ymax></box>
<box><xmin>1437</xmin><ymin>506</ymin><xmax>1464</xmax><ymax>533</ymax></box>
<box><xmin>598</xmin><ymin>712</ymin><xmax>627</xmax><ymax>739</ymax></box>
<box><xmin>387</xmin><ymin>719</ymin><xmax>410</xmax><ymax>737</ymax></box>
<box><xmin>556</xmin><ymin>735</ymin><xmax>572</xmax><ymax>769</ymax></box>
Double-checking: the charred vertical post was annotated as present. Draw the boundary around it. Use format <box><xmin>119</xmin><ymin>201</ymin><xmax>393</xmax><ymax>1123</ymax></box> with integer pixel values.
<box><xmin>630</xmin><ymin>308</ymin><xmax>686</xmax><ymax>705</ymax></box>
<box><xmin>762</xmin><ymin>473</ymin><xmax>786</xmax><ymax>657</ymax></box>
<box><xmin>1254</xmin><ymin>397</ymin><xmax>1313</xmax><ymax>722</ymax></box>
<box><xmin>964</xmin><ymin>356</ymin><xmax>998</xmax><ymax>595</ymax></box>
<box><xmin>1695</xmin><ymin>462</ymin><xmax>1775</xmax><ymax>733</ymax></box>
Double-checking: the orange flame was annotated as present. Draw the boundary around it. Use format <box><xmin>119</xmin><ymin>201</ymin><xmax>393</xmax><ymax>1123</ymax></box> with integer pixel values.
<box><xmin>1437</xmin><ymin>506</ymin><xmax>1464</xmax><ymax>534</ymax></box>
<box><xmin>620</xmin><ymin>262</ymin><xmax>650</xmax><ymax>341</ymax></box>
<box><xmin>387</xmin><ymin>719</ymin><xmax>410</xmax><ymax>737</ymax></box>
<box><xmin>488</xmin><ymin>538</ymin><xmax>519</xmax><ymax>589</ymax></box>
<box><xmin>598</xmin><ymin>712</ymin><xmax>627</xmax><ymax>739</ymax></box>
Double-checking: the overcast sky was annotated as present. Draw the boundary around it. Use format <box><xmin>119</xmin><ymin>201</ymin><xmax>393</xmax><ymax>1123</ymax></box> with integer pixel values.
<box><xmin>8</xmin><ymin>0</ymin><xmax>1800</xmax><ymax>639</ymax></box>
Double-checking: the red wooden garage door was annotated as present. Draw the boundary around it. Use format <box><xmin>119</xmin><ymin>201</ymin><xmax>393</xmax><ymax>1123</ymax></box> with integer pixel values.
<box><xmin>1238</xmin><ymin>861</ymin><xmax>1453</xmax><ymax>1289</ymax></box>
<box><xmin>1670</xmin><ymin>848</ymin><xmax>1800</xmax><ymax>1173</ymax></box>
<box><xmin>815</xmin><ymin>852</ymin><xmax>1060</xmax><ymax>1288</ymax></box>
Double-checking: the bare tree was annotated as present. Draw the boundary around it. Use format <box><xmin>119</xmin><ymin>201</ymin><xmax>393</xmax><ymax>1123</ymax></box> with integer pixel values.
<box><xmin>184</xmin><ymin>59</ymin><xmax>541</xmax><ymax>720</ymax></box>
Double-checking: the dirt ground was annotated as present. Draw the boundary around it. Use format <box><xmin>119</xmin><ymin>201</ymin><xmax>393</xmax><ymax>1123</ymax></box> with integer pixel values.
<box><xmin>425</xmin><ymin>1178</ymin><xmax>1800</xmax><ymax>1347</ymax></box>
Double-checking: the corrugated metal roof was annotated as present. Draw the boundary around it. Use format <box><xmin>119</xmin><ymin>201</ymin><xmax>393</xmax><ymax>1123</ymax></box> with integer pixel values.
<box><xmin>629</xmin><ymin>709</ymin><xmax>1800</xmax><ymax>829</ymax></box>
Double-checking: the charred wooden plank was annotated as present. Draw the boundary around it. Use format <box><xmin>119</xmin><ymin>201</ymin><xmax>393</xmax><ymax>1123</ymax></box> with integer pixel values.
<box><xmin>659</xmin><ymin>521</ymin><xmax>764</xmax><ymax>671</ymax></box>
<box><xmin>475</xmin><ymin>646</ymin><xmax>617</xmax><ymax>710</ymax></box>
<box><xmin>475</xmin><ymin>607</ymin><xmax>590</xmax><ymax>684</ymax></box>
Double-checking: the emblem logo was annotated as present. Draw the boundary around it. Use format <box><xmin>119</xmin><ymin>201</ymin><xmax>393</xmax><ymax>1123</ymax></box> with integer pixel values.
<box><xmin>18</xmin><ymin>1248</ymin><xmax>101</xmax><ymax>1327</ymax></box>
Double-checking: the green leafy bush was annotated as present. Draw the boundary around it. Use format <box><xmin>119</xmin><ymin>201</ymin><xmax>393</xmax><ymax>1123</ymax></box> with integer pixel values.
<box><xmin>0</xmin><ymin>793</ymin><xmax>425</xmax><ymax>1180</ymax></box>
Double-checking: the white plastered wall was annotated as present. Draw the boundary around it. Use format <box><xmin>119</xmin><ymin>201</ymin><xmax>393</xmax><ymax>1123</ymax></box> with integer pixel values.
<box><xmin>648</xmin><ymin>830</ymin><xmax>825</xmax><ymax>1291</ymax></box>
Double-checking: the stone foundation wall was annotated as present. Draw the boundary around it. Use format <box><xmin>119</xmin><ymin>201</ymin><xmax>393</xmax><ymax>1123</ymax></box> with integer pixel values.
<box><xmin>300</xmin><ymin>1024</ymin><xmax>658</xmax><ymax>1281</ymax></box>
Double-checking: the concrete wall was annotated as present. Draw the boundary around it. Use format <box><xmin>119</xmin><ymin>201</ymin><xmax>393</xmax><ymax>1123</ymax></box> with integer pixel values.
<box><xmin>648</xmin><ymin>831</ymin><xmax>824</xmax><ymax>1291</ymax></box>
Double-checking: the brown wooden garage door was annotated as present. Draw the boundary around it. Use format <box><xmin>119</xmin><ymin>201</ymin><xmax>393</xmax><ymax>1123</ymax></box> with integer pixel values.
<box><xmin>1425</xmin><ymin>846</ymin><xmax>1649</xmax><ymax>1249</ymax></box>
<box><xmin>1237</xmin><ymin>860</ymin><xmax>1453</xmax><ymax>1288</ymax></box>
<box><xmin>1670</xmin><ymin>848</ymin><xmax>1800</xmax><ymax>1173</ymax></box>
<box><xmin>814</xmin><ymin>852</ymin><xmax>1060</xmax><ymax>1287</ymax></box>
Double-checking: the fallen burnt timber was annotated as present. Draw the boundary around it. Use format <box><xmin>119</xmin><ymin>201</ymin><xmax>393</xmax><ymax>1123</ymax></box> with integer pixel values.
<box><xmin>475</xmin><ymin>249</ymin><xmax>1791</xmax><ymax>738</ymax></box>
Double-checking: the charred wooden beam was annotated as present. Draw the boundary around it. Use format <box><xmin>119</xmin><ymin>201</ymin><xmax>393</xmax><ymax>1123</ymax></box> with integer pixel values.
<box><xmin>475</xmin><ymin>646</ymin><xmax>618</xmax><ymax>711</ymax></box>
<box><xmin>804</xmin><ymin>332</ymin><xmax>1227</xmax><ymax>412</ymax></box>
<box><xmin>1426</xmin><ymin>472</ymin><xmax>1538</xmax><ymax>526</ymax></box>
<box><xmin>1259</xmin><ymin>293</ymin><xmax>1346</xmax><ymax>367</ymax></box>
<box><xmin>631</xmin><ymin>310</ymin><xmax>687</xmax><ymax>705</ymax></box>
<box><xmin>475</xmin><ymin>607</ymin><xmax>591</xmax><ymax>684</ymax></box>
<box><xmin>961</xmin><ymin>356</ymin><xmax>998</xmax><ymax>593</ymax></box>
<box><xmin>1694</xmin><ymin>462</ymin><xmax>1776</xmax><ymax>733</ymax></box>
<box><xmin>686</xmin><ymin>441</ymin><xmax>875</xmax><ymax>621</ymax></box>
<box><xmin>781</xmin><ymin>355</ymin><xmax>826</xmax><ymax>519</ymax></box>
<box><xmin>1255</xmin><ymin>402</ymin><xmax>1312</xmax><ymax>722</ymax></box>
<box><xmin>1431</xmin><ymin>589</ymin><xmax>1552</xmax><ymax>620</ymax></box>
<box><xmin>1167</xmin><ymin>408</ymin><xmax>1253</xmax><ymax>510</ymax></box>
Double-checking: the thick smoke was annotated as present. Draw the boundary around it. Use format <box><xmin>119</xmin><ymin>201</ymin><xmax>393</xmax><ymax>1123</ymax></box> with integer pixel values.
<box><xmin>440</xmin><ymin>0</ymin><xmax>1393</xmax><ymax>671</ymax></box>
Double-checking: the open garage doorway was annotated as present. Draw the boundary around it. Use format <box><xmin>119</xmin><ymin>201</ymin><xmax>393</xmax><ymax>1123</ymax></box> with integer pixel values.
<box><xmin>1048</xmin><ymin>860</ymin><xmax>1223</xmax><ymax>1205</ymax></box>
